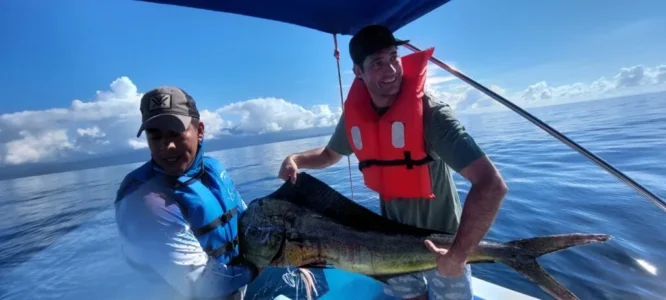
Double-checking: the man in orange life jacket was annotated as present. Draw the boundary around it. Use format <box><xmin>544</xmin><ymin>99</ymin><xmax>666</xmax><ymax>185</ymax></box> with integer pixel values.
<box><xmin>277</xmin><ymin>25</ymin><xmax>508</xmax><ymax>299</ymax></box>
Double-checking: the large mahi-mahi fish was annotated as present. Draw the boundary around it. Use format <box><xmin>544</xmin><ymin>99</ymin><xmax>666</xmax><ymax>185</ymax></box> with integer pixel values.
<box><xmin>238</xmin><ymin>172</ymin><xmax>610</xmax><ymax>300</ymax></box>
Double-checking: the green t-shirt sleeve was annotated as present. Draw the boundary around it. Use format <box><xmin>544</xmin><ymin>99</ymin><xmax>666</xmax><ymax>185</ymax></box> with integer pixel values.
<box><xmin>326</xmin><ymin>114</ymin><xmax>353</xmax><ymax>156</ymax></box>
<box><xmin>426</xmin><ymin>100</ymin><xmax>486</xmax><ymax>173</ymax></box>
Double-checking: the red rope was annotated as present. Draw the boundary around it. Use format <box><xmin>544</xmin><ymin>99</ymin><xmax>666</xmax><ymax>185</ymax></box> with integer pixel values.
<box><xmin>332</xmin><ymin>34</ymin><xmax>354</xmax><ymax>200</ymax></box>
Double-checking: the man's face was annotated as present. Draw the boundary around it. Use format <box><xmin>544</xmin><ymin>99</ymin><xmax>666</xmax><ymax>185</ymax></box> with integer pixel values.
<box><xmin>354</xmin><ymin>46</ymin><xmax>403</xmax><ymax>106</ymax></box>
<box><xmin>146</xmin><ymin>120</ymin><xmax>204</xmax><ymax>175</ymax></box>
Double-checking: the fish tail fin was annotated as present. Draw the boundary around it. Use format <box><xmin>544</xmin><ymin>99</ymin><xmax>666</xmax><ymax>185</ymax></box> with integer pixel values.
<box><xmin>500</xmin><ymin>233</ymin><xmax>610</xmax><ymax>300</ymax></box>
<box><xmin>502</xmin><ymin>259</ymin><xmax>576</xmax><ymax>300</ymax></box>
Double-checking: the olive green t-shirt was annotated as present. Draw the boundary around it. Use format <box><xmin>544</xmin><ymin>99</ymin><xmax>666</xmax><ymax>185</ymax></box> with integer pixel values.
<box><xmin>326</xmin><ymin>94</ymin><xmax>485</xmax><ymax>234</ymax></box>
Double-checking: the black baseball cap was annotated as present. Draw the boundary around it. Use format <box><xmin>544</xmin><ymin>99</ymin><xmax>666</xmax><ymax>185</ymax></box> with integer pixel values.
<box><xmin>136</xmin><ymin>86</ymin><xmax>200</xmax><ymax>137</ymax></box>
<box><xmin>349</xmin><ymin>24</ymin><xmax>410</xmax><ymax>66</ymax></box>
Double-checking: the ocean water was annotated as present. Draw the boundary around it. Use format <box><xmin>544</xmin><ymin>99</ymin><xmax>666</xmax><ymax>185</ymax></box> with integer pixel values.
<box><xmin>1</xmin><ymin>92</ymin><xmax>665</xmax><ymax>300</ymax></box>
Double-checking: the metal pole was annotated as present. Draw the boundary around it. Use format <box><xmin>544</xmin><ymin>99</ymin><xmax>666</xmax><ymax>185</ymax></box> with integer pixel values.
<box><xmin>332</xmin><ymin>34</ymin><xmax>355</xmax><ymax>200</ymax></box>
<box><xmin>401</xmin><ymin>42</ymin><xmax>666</xmax><ymax>214</ymax></box>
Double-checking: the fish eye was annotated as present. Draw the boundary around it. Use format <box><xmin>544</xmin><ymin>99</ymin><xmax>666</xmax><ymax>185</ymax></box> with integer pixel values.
<box><xmin>245</xmin><ymin>226</ymin><xmax>281</xmax><ymax>244</ymax></box>
<box><xmin>245</xmin><ymin>227</ymin><xmax>265</xmax><ymax>238</ymax></box>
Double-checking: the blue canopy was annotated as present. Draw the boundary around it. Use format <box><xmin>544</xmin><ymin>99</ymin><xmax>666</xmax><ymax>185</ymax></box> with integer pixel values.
<box><xmin>137</xmin><ymin>0</ymin><xmax>451</xmax><ymax>36</ymax></box>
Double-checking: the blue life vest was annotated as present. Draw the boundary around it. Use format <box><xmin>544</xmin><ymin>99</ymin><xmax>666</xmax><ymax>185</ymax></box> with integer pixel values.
<box><xmin>115</xmin><ymin>143</ymin><xmax>241</xmax><ymax>265</ymax></box>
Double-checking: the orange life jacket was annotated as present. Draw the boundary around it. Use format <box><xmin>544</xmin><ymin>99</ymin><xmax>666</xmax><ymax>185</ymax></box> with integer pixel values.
<box><xmin>343</xmin><ymin>48</ymin><xmax>436</xmax><ymax>201</ymax></box>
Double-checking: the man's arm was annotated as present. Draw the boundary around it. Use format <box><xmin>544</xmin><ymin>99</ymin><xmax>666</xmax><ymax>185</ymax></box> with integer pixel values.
<box><xmin>450</xmin><ymin>156</ymin><xmax>507</xmax><ymax>259</ymax></box>
<box><xmin>427</xmin><ymin>102</ymin><xmax>508</xmax><ymax>263</ymax></box>
<box><xmin>115</xmin><ymin>191</ymin><xmax>256</xmax><ymax>299</ymax></box>
<box><xmin>289</xmin><ymin>114</ymin><xmax>351</xmax><ymax>169</ymax></box>
<box><xmin>290</xmin><ymin>146</ymin><xmax>343</xmax><ymax>169</ymax></box>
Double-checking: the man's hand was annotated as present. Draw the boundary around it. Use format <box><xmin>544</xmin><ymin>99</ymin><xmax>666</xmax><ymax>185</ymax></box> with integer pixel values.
<box><xmin>278</xmin><ymin>155</ymin><xmax>299</xmax><ymax>184</ymax></box>
<box><xmin>424</xmin><ymin>239</ymin><xmax>467</xmax><ymax>277</ymax></box>
<box><xmin>277</xmin><ymin>147</ymin><xmax>344</xmax><ymax>184</ymax></box>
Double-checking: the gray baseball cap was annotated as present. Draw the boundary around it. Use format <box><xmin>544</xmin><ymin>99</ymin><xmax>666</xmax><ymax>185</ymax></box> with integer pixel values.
<box><xmin>136</xmin><ymin>86</ymin><xmax>200</xmax><ymax>138</ymax></box>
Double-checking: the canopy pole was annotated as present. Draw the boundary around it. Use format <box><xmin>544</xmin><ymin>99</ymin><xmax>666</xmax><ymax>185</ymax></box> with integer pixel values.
<box><xmin>400</xmin><ymin>42</ymin><xmax>666</xmax><ymax>213</ymax></box>
<box><xmin>333</xmin><ymin>34</ymin><xmax>355</xmax><ymax>200</ymax></box>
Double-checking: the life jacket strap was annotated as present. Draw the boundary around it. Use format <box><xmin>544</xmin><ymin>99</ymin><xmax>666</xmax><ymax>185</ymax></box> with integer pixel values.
<box><xmin>205</xmin><ymin>236</ymin><xmax>239</xmax><ymax>258</ymax></box>
<box><xmin>358</xmin><ymin>151</ymin><xmax>433</xmax><ymax>171</ymax></box>
<box><xmin>192</xmin><ymin>207</ymin><xmax>239</xmax><ymax>237</ymax></box>
<box><xmin>172</xmin><ymin>163</ymin><xmax>206</xmax><ymax>189</ymax></box>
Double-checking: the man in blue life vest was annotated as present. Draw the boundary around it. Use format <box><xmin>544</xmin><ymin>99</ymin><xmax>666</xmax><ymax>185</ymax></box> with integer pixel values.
<box><xmin>278</xmin><ymin>25</ymin><xmax>508</xmax><ymax>300</ymax></box>
<box><xmin>114</xmin><ymin>86</ymin><xmax>258</xmax><ymax>299</ymax></box>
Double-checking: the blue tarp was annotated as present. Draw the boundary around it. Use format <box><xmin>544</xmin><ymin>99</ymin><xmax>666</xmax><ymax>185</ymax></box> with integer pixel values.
<box><xmin>137</xmin><ymin>0</ymin><xmax>451</xmax><ymax>35</ymax></box>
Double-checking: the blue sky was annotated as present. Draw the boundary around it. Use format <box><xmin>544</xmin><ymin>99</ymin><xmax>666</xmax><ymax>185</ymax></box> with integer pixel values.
<box><xmin>0</xmin><ymin>0</ymin><xmax>665</xmax><ymax>165</ymax></box>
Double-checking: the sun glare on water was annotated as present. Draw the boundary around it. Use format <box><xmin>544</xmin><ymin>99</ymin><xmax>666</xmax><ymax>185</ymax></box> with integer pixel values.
<box><xmin>635</xmin><ymin>259</ymin><xmax>657</xmax><ymax>275</ymax></box>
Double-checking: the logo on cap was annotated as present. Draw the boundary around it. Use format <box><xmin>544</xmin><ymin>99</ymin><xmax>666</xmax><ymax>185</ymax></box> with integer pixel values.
<box><xmin>148</xmin><ymin>93</ymin><xmax>172</xmax><ymax>111</ymax></box>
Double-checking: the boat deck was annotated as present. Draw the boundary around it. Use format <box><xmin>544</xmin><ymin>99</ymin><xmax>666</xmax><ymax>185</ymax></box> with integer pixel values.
<box><xmin>245</xmin><ymin>266</ymin><xmax>537</xmax><ymax>299</ymax></box>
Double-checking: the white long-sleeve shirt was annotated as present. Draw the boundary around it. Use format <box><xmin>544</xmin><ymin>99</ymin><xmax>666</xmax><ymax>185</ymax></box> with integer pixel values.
<box><xmin>114</xmin><ymin>168</ymin><xmax>254</xmax><ymax>299</ymax></box>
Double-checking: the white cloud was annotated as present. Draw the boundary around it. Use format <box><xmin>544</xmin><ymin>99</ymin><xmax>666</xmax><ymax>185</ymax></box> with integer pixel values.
<box><xmin>0</xmin><ymin>61</ymin><xmax>664</xmax><ymax>165</ymax></box>
<box><xmin>615</xmin><ymin>65</ymin><xmax>649</xmax><ymax>88</ymax></box>
<box><xmin>647</xmin><ymin>65</ymin><xmax>666</xmax><ymax>85</ymax></box>
<box><xmin>77</xmin><ymin>126</ymin><xmax>105</xmax><ymax>138</ymax></box>
<box><xmin>657</xmin><ymin>65</ymin><xmax>666</xmax><ymax>84</ymax></box>
<box><xmin>0</xmin><ymin>77</ymin><xmax>143</xmax><ymax>164</ymax></box>
<box><xmin>425</xmin><ymin>62</ymin><xmax>508</xmax><ymax>111</ymax></box>
<box><xmin>215</xmin><ymin>98</ymin><xmax>340</xmax><ymax>134</ymax></box>
<box><xmin>426</xmin><ymin>63</ymin><xmax>458</xmax><ymax>86</ymax></box>
<box><xmin>0</xmin><ymin>77</ymin><xmax>341</xmax><ymax>165</ymax></box>
<box><xmin>3</xmin><ymin>130</ymin><xmax>73</xmax><ymax>165</ymax></box>
<box><xmin>425</xmin><ymin>62</ymin><xmax>666</xmax><ymax>111</ymax></box>
<box><xmin>512</xmin><ymin>64</ymin><xmax>666</xmax><ymax>105</ymax></box>
<box><xmin>200</xmin><ymin>109</ymin><xmax>233</xmax><ymax>139</ymax></box>
<box><xmin>72</xmin><ymin>126</ymin><xmax>110</xmax><ymax>155</ymax></box>
<box><xmin>128</xmin><ymin>139</ymin><xmax>148</xmax><ymax>150</ymax></box>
